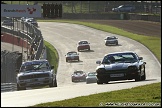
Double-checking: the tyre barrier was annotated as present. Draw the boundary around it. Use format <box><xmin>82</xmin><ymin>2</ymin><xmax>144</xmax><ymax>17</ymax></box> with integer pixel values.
<box><xmin>1</xmin><ymin>83</ymin><xmax>17</xmax><ymax>92</ymax></box>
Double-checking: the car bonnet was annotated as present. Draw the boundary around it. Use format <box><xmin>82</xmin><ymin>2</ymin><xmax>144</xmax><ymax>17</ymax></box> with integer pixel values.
<box><xmin>97</xmin><ymin>62</ymin><xmax>138</xmax><ymax>70</ymax></box>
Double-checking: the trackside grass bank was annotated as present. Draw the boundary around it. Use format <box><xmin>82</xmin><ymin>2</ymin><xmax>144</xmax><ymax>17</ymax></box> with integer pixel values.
<box><xmin>44</xmin><ymin>41</ymin><xmax>59</xmax><ymax>74</ymax></box>
<box><xmin>31</xmin><ymin>20</ymin><xmax>161</xmax><ymax>107</ymax></box>
<box><xmin>31</xmin><ymin>82</ymin><xmax>161</xmax><ymax>107</ymax></box>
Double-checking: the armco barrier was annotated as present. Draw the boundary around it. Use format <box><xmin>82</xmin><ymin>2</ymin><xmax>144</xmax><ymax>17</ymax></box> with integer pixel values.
<box><xmin>1</xmin><ymin>83</ymin><xmax>17</xmax><ymax>92</ymax></box>
<box><xmin>1</xmin><ymin>18</ymin><xmax>44</xmax><ymax>88</ymax></box>
<box><xmin>1</xmin><ymin>19</ymin><xmax>44</xmax><ymax>60</ymax></box>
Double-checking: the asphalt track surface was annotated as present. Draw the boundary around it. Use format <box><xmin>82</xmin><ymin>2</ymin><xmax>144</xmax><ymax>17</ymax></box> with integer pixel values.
<box><xmin>1</xmin><ymin>22</ymin><xmax>161</xmax><ymax>107</ymax></box>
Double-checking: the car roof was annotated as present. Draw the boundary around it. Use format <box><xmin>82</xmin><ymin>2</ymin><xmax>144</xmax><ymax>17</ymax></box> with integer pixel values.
<box><xmin>87</xmin><ymin>72</ymin><xmax>96</xmax><ymax>74</ymax></box>
<box><xmin>67</xmin><ymin>51</ymin><xmax>77</xmax><ymax>53</ymax></box>
<box><xmin>74</xmin><ymin>70</ymin><xmax>83</xmax><ymax>72</ymax></box>
<box><xmin>106</xmin><ymin>51</ymin><xmax>136</xmax><ymax>55</ymax></box>
<box><xmin>22</xmin><ymin>59</ymin><xmax>48</xmax><ymax>64</ymax></box>
<box><xmin>106</xmin><ymin>36</ymin><xmax>116</xmax><ymax>38</ymax></box>
<box><xmin>78</xmin><ymin>40</ymin><xmax>88</xmax><ymax>42</ymax></box>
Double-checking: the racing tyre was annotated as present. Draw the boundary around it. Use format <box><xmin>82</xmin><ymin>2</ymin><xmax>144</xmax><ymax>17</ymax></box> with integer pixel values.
<box><xmin>97</xmin><ymin>80</ymin><xmax>103</xmax><ymax>84</ymax></box>
<box><xmin>86</xmin><ymin>81</ymin><xmax>89</xmax><ymax>84</ymax></box>
<box><xmin>104</xmin><ymin>81</ymin><xmax>109</xmax><ymax>84</ymax></box>
<box><xmin>72</xmin><ymin>79</ymin><xmax>74</xmax><ymax>82</ymax></box>
<box><xmin>54</xmin><ymin>79</ymin><xmax>57</xmax><ymax>87</ymax></box>
<box><xmin>49</xmin><ymin>79</ymin><xmax>57</xmax><ymax>87</ymax></box>
<box><xmin>142</xmin><ymin>70</ymin><xmax>146</xmax><ymax>81</ymax></box>
<box><xmin>77</xmin><ymin>48</ymin><xmax>80</xmax><ymax>52</ymax></box>
<box><xmin>116</xmin><ymin>42</ymin><xmax>118</xmax><ymax>45</ymax></box>
<box><xmin>17</xmin><ymin>84</ymin><xmax>26</xmax><ymax>91</ymax></box>
<box><xmin>135</xmin><ymin>72</ymin><xmax>141</xmax><ymax>81</ymax></box>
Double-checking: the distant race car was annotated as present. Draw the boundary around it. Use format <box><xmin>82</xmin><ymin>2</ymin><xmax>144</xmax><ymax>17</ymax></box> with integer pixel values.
<box><xmin>2</xmin><ymin>19</ymin><xmax>14</xmax><ymax>26</ymax></box>
<box><xmin>104</xmin><ymin>36</ymin><xmax>118</xmax><ymax>46</ymax></box>
<box><xmin>65</xmin><ymin>51</ymin><xmax>79</xmax><ymax>62</ymax></box>
<box><xmin>16</xmin><ymin>59</ymin><xmax>57</xmax><ymax>90</ymax></box>
<box><xmin>77</xmin><ymin>40</ymin><xmax>90</xmax><ymax>51</ymax></box>
<box><xmin>22</xmin><ymin>17</ymin><xmax>38</xmax><ymax>27</ymax></box>
<box><xmin>96</xmin><ymin>51</ymin><xmax>146</xmax><ymax>84</ymax></box>
<box><xmin>20</xmin><ymin>17</ymin><xmax>31</xmax><ymax>22</ymax></box>
<box><xmin>112</xmin><ymin>5</ymin><xmax>136</xmax><ymax>12</ymax></box>
<box><xmin>71</xmin><ymin>70</ymin><xmax>87</xmax><ymax>82</ymax></box>
<box><xmin>86</xmin><ymin>72</ymin><xmax>97</xmax><ymax>84</ymax></box>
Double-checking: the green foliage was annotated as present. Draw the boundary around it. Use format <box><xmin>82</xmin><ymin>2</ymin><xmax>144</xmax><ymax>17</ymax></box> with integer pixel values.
<box><xmin>44</xmin><ymin>40</ymin><xmax>59</xmax><ymax>73</ymax></box>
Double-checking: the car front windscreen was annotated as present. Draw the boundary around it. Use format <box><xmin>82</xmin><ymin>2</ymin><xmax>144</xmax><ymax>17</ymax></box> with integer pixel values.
<box><xmin>118</xmin><ymin>5</ymin><xmax>123</xmax><ymax>8</ymax></box>
<box><xmin>20</xmin><ymin>61</ymin><xmax>50</xmax><ymax>72</ymax></box>
<box><xmin>67</xmin><ymin>52</ymin><xmax>77</xmax><ymax>56</ymax></box>
<box><xmin>88</xmin><ymin>72</ymin><xmax>96</xmax><ymax>76</ymax></box>
<box><xmin>74</xmin><ymin>71</ymin><xmax>83</xmax><ymax>74</ymax></box>
<box><xmin>79</xmin><ymin>41</ymin><xmax>88</xmax><ymax>45</ymax></box>
<box><xmin>107</xmin><ymin>37</ymin><xmax>116</xmax><ymax>40</ymax></box>
<box><xmin>102</xmin><ymin>53</ymin><xmax>138</xmax><ymax>64</ymax></box>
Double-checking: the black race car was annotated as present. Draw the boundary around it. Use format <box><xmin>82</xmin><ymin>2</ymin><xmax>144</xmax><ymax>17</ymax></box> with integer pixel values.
<box><xmin>96</xmin><ymin>51</ymin><xmax>146</xmax><ymax>84</ymax></box>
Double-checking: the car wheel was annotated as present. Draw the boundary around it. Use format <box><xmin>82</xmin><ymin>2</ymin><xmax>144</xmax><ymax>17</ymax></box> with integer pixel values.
<box><xmin>86</xmin><ymin>81</ymin><xmax>89</xmax><ymax>84</ymax></box>
<box><xmin>66</xmin><ymin>59</ymin><xmax>68</xmax><ymax>62</ymax></box>
<box><xmin>54</xmin><ymin>79</ymin><xmax>57</xmax><ymax>87</ymax></box>
<box><xmin>49</xmin><ymin>78</ymin><xmax>57</xmax><ymax>87</ymax></box>
<box><xmin>116</xmin><ymin>42</ymin><xmax>118</xmax><ymax>45</ymax></box>
<box><xmin>17</xmin><ymin>84</ymin><xmax>26</xmax><ymax>91</ymax></box>
<box><xmin>104</xmin><ymin>81</ymin><xmax>109</xmax><ymax>84</ymax></box>
<box><xmin>97</xmin><ymin>80</ymin><xmax>103</xmax><ymax>84</ymax></box>
<box><xmin>49</xmin><ymin>79</ymin><xmax>54</xmax><ymax>87</ymax></box>
<box><xmin>141</xmin><ymin>69</ymin><xmax>146</xmax><ymax>81</ymax></box>
<box><xmin>135</xmin><ymin>72</ymin><xmax>141</xmax><ymax>81</ymax></box>
<box><xmin>72</xmin><ymin>79</ymin><xmax>74</xmax><ymax>82</ymax></box>
<box><xmin>78</xmin><ymin>58</ymin><xmax>80</xmax><ymax>61</ymax></box>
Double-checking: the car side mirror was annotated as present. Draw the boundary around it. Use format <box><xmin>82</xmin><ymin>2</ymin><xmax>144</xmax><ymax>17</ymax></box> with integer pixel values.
<box><xmin>96</xmin><ymin>60</ymin><xmax>101</xmax><ymax>64</ymax></box>
<box><xmin>51</xmin><ymin>66</ymin><xmax>54</xmax><ymax>69</ymax></box>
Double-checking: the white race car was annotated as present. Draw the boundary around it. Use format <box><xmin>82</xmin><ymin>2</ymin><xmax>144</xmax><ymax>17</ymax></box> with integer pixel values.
<box><xmin>16</xmin><ymin>59</ymin><xmax>57</xmax><ymax>90</ymax></box>
<box><xmin>86</xmin><ymin>72</ymin><xmax>97</xmax><ymax>84</ymax></box>
<box><xmin>65</xmin><ymin>51</ymin><xmax>79</xmax><ymax>62</ymax></box>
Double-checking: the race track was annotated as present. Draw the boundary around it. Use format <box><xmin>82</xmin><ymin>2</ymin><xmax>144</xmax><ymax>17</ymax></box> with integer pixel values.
<box><xmin>1</xmin><ymin>22</ymin><xmax>161</xmax><ymax>107</ymax></box>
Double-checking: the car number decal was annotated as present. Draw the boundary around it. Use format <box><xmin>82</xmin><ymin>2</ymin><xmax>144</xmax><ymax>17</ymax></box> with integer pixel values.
<box><xmin>110</xmin><ymin>73</ymin><xmax>124</xmax><ymax>77</ymax></box>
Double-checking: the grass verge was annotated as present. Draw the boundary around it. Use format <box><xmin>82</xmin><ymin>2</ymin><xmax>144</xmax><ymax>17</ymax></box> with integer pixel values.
<box><xmin>31</xmin><ymin>82</ymin><xmax>161</xmax><ymax>107</ymax></box>
<box><xmin>44</xmin><ymin>40</ymin><xmax>59</xmax><ymax>73</ymax></box>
